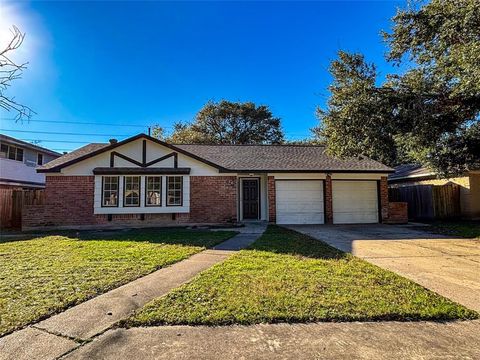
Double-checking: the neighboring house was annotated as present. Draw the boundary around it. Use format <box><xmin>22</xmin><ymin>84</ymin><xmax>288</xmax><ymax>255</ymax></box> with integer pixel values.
<box><xmin>23</xmin><ymin>133</ymin><xmax>404</xmax><ymax>230</ymax></box>
<box><xmin>389</xmin><ymin>164</ymin><xmax>480</xmax><ymax>219</ymax></box>
<box><xmin>0</xmin><ymin>134</ymin><xmax>62</xmax><ymax>189</ymax></box>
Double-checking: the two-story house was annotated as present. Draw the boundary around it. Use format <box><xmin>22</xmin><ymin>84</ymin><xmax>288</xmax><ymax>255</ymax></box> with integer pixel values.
<box><xmin>0</xmin><ymin>134</ymin><xmax>61</xmax><ymax>189</ymax></box>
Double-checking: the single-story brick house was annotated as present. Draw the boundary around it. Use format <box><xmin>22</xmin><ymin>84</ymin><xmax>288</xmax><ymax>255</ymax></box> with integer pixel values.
<box><xmin>23</xmin><ymin>133</ymin><xmax>405</xmax><ymax>230</ymax></box>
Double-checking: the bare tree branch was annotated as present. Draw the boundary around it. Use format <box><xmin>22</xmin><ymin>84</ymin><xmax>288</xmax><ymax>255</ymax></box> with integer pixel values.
<box><xmin>0</xmin><ymin>25</ymin><xmax>35</xmax><ymax>121</ymax></box>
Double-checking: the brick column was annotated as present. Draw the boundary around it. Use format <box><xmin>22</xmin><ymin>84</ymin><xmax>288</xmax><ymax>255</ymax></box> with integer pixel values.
<box><xmin>267</xmin><ymin>176</ymin><xmax>276</xmax><ymax>223</ymax></box>
<box><xmin>379</xmin><ymin>176</ymin><xmax>389</xmax><ymax>222</ymax></box>
<box><xmin>325</xmin><ymin>174</ymin><xmax>333</xmax><ymax>224</ymax></box>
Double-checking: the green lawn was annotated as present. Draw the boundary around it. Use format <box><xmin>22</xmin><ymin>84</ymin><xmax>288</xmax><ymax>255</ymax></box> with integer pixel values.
<box><xmin>125</xmin><ymin>226</ymin><xmax>477</xmax><ymax>327</ymax></box>
<box><xmin>0</xmin><ymin>228</ymin><xmax>235</xmax><ymax>336</ymax></box>
<box><xmin>423</xmin><ymin>221</ymin><xmax>480</xmax><ymax>239</ymax></box>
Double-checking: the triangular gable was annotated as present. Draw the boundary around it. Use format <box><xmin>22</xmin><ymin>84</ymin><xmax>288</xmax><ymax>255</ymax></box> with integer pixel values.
<box><xmin>38</xmin><ymin>133</ymin><xmax>227</xmax><ymax>173</ymax></box>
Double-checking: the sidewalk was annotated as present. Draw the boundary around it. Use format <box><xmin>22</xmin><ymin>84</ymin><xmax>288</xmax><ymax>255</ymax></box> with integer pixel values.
<box><xmin>0</xmin><ymin>225</ymin><xmax>266</xmax><ymax>360</ymax></box>
<box><xmin>64</xmin><ymin>320</ymin><xmax>480</xmax><ymax>360</ymax></box>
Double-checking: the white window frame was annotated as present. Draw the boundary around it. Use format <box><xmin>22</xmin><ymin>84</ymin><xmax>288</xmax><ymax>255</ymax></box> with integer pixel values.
<box><xmin>102</xmin><ymin>176</ymin><xmax>119</xmax><ymax>207</ymax></box>
<box><xmin>123</xmin><ymin>176</ymin><xmax>141</xmax><ymax>207</ymax></box>
<box><xmin>166</xmin><ymin>176</ymin><xmax>183</xmax><ymax>206</ymax></box>
<box><xmin>145</xmin><ymin>176</ymin><xmax>162</xmax><ymax>207</ymax></box>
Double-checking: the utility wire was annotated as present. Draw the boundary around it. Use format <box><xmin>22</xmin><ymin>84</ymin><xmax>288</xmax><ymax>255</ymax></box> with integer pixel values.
<box><xmin>0</xmin><ymin>118</ymin><xmax>173</xmax><ymax>129</ymax></box>
<box><xmin>19</xmin><ymin>139</ymin><xmax>98</xmax><ymax>144</ymax></box>
<box><xmin>0</xmin><ymin>129</ymin><xmax>135</xmax><ymax>137</ymax></box>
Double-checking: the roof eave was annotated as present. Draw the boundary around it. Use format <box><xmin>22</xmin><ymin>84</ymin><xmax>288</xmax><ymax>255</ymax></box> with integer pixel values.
<box><xmin>219</xmin><ymin>169</ymin><xmax>394</xmax><ymax>174</ymax></box>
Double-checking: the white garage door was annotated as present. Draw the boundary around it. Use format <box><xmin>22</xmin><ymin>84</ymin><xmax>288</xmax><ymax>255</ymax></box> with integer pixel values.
<box><xmin>332</xmin><ymin>181</ymin><xmax>379</xmax><ymax>224</ymax></box>
<box><xmin>275</xmin><ymin>180</ymin><xmax>324</xmax><ymax>224</ymax></box>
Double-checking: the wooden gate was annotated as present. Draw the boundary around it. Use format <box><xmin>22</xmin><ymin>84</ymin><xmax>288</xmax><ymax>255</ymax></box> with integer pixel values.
<box><xmin>389</xmin><ymin>183</ymin><xmax>460</xmax><ymax>220</ymax></box>
<box><xmin>0</xmin><ymin>189</ymin><xmax>44</xmax><ymax>229</ymax></box>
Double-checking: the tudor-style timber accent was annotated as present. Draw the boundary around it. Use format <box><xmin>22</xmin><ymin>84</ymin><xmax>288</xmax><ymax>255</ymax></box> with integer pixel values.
<box><xmin>93</xmin><ymin>167</ymin><xmax>190</xmax><ymax>175</ymax></box>
<box><xmin>109</xmin><ymin>139</ymin><xmax>180</xmax><ymax>169</ymax></box>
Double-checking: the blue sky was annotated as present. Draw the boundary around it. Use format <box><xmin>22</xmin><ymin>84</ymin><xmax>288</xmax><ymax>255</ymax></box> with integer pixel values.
<box><xmin>1</xmin><ymin>1</ymin><xmax>403</xmax><ymax>152</ymax></box>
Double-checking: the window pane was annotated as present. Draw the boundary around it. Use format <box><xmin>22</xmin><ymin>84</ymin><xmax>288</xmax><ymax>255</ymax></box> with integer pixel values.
<box><xmin>103</xmin><ymin>176</ymin><xmax>118</xmax><ymax>206</ymax></box>
<box><xmin>15</xmin><ymin>148</ymin><xmax>23</xmax><ymax>161</ymax></box>
<box><xmin>8</xmin><ymin>147</ymin><xmax>15</xmax><ymax>160</ymax></box>
<box><xmin>0</xmin><ymin>144</ymin><xmax>8</xmax><ymax>158</ymax></box>
<box><xmin>124</xmin><ymin>176</ymin><xmax>140</xmax><ymax>206</ymax></box>
<box><xmin>37</xmin><ymin>153</ymin><xmax>43</xmax><ymax>165</ymax></box>
<box><xmin>146</xmin><ymin>176</ymin><xmax>161</xmax><ymax>206</ymax></box>
<box><xmin>167</xmin><ymin>176</ymin><xmax>182</xmax><ymax>206</ymax></box>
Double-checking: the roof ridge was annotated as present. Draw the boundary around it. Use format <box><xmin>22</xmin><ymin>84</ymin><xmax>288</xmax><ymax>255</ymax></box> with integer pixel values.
<box><xmin>175</xmin><ymin>143</ymin><xmax>326</xmax><ymax>147</ymax></box>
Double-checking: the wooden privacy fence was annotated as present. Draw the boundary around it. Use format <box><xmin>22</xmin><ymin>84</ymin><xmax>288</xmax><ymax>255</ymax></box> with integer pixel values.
<box><xmin>389</xmin><ymin>183</ymin><xmax>460</xmax><ymax>220</ymax></box>
<box><xmin>0</xmin><ymin>189</ymin><xmax>44</xmax><ymax>229</ymax></box>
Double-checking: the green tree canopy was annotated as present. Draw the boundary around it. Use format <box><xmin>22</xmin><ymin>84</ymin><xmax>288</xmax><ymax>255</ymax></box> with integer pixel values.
<box><xmin>313</xmin><ymin>52</ymin><xmax>398</xmax><ymax>165</ymax></box>
<box><xmin>316</xmin><ymin>0</ymin><xmax>480</xmax><ymax>175</ymax></box>
<box><xmin>167</xmin><ymin>100</ymin><xmax>284</xmax><ymax>144</ymax></box>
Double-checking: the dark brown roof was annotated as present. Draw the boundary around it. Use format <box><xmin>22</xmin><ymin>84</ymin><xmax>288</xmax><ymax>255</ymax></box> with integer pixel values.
<box><xmin>175</xmin><ymin>144</ymin><xmax>392</xmax><ymax>172</ymax></box>
<box><xmin>38</xmin><ymin>134</ymin><xmax>393</xmax><ymax>173</ymax></box>
<box><xmin>39</xmin><ymin>143</ymin><xmax>108</xmax><ymax>170</ymax></box>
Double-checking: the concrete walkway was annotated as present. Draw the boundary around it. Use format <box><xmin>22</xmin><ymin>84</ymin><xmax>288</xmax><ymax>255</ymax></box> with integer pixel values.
<box><xmin>0</xmin><ymin>225</ymin><xmax>266</xmax><ymax>360</ymax></box>
<box><xmin>287</xmin><ymin>224</ymin><xmax>480</xmax><ymax>312</ymax></box>
<box><xmin>63</xmin><ymin>320</ymin><xmax>480</xmax><ymax>359</ymax></box>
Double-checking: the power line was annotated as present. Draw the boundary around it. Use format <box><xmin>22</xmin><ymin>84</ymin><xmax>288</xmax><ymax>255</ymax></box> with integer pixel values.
<box><xmin>1</xmin><ymin>129</ymin><xmax>136</xmax><ymax>137</ymax></box>
<box><xmin>1</xmin><ymin>118</ymin><xmax>145</xmax><ymax>128</ymax></box>
<box><xmin>19</xmin><ymin>139</ymin><xmax>95</xmax><ymax>144</ymax></box>
<box><xmin>0</xmin><ymin>118</ymin><xmax>174</xmax><ymax>129</ymax></box>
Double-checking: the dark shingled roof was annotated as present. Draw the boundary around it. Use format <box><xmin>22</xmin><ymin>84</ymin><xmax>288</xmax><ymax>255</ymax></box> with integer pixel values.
<box><xmin>388</xmin><ymin>164</ymin><xmax>435</xmax><ymax>181</ymax></box>
<box><xmin>38</xmin><ymin>134</ymin><xmax>393</xmax><ymax>173</ymax></box>
<box><xmin>175</xmin><ymin>144</ymin><xmax>392</xmax><ymax>172</ymax></box>
<box><xmin>38</xmin><ymin>143</ymin><xmax>108</xmax><ymax>170</ymax></box>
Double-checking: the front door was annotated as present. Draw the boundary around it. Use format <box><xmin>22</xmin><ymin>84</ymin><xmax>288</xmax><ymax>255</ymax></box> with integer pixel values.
<box><xmin>242</xmin><ymin>179</ymin><xmax>259</xmax><ymax>220</ymax></box>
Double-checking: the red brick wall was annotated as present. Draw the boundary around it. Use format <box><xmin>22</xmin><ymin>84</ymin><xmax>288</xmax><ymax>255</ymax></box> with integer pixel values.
<box><xmin>385</xmin><ymin>202</ymin><xmax>408</xmax><ymax>224</ymax></box>
<box><xmin>23</xmin><ymin>176</ymin><xmax>100</xmax><ymax>229</ymax></box>
<box><xmin>379</xmin><ymin>176</ymin><xmax>389</xmax><ymax>222</ymax></box>
<box><xmin>185</xmin><ymin>176</ymin><xmax>237</xmax><ymax>223</ymax></box>
<box><xmin>325</xmin><ymin>175</ymin><xmax>333</xmax><ymax>224</ymax></box>
<box><xmin>22</xmin><ymin>175</ymin><xmax>238</xmax><ymax>230</ymax></box>
<box><xmin>267</xmin><ymin>176</ymin><xmax>276</xmax><ymax>223</ymax></box>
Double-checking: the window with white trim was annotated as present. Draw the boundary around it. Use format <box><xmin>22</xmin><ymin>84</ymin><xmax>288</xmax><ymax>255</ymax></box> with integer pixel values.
<box><xmin>124</xmin><ymin>176</ymin><xmax>140</xmax><ymax>207</ymax></box>
<box><xmin>102</xmin><ymin>176</ymin><xmax>119</xmax><ymax>207</ymax></box>
<box><xmin>0</xmin><ymin>144</ymin><xmax>23</xmax><ymax>162</ymax></box>
<box><xmin>167</xmin><ymin>176</ymin><xmax>182</xmax><ymax>206</ymax></box>
<box><xmin>146</xmin><ymin>176</ymin><xmax>162</xmax><ymax>206</ymax></box>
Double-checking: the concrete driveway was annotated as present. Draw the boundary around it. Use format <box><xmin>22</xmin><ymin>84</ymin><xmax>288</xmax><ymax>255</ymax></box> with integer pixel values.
<box><xmin>287</xmin><ymin>224</ymin><xmax>480</xmax><ymax>312</ymax></box>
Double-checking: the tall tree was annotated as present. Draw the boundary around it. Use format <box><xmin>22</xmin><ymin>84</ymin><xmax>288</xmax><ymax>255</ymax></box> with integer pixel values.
<box><xmin>384</xmin><ymin>0</ymin><xmax>480</xmax><ymax>174</ymax></box>
<box><xmin>313</xmin><ymin>51</ymin><xmax>397</xmax><ymax>165</ymax></box>
<box><xmin>316</xmin><ymin>0</ymin><xmax>480</xmax><ymax>175</ymax></box>
<box><xmin>168</xmin><ymin>100</ymin><xmax>284</xmax><ymax>144</ymax></box>
<box><xmin>0</xmin><ymin>26</ymin><xmax>34</xmax><ymax>120</ymax></box>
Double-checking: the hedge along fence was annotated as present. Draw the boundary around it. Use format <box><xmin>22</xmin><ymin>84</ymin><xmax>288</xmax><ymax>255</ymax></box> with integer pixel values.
<box><xmin>0</xmin><ymin>189</ymin><xmax>44</xmax><ymax>229</ymax></box>
<box><xmin>389</xmin><ymin>183</ymin><xmax>460</xmax><ymax>220</ymax></box>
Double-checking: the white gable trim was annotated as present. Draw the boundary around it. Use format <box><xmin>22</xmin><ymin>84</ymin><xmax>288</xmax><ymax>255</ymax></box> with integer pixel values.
<box><xmin>58</xmin><ymin>138</ymin><xmax>222</xmax><ymax>176</ymax></box>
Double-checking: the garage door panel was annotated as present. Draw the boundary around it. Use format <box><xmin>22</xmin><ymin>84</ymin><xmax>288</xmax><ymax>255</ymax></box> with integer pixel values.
<box><xmin>276</xmin><ymin>180</ymin><xmax>324</xmax><ymax>224</ymax></box>
<box><xmin>333</xmin><ymin>212</ymin><xmax>378</xmax><ymax>224</ymax></box>
<box><xmin>332</xmin><ymin>181</ymin><xmax>379</xmax><ymax>224</ymax></box>
<box><xmin>277</xmin><ymin>212</ymin><xmax>325</xmax><ymax>225</ymax></box>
